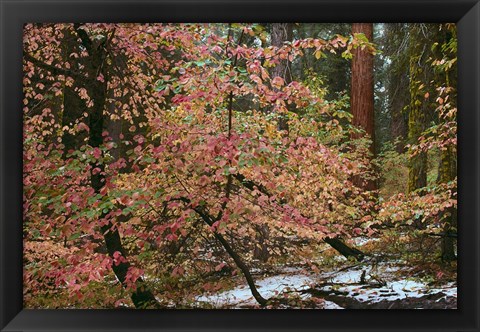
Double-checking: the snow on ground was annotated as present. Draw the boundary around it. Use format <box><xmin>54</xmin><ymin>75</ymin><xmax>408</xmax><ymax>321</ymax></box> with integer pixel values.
<box><xmin>195</xmin><ymin>256</ymin><xmax>456</xmax><ymax>309</ymax></box>
<box><xmin>197</xmin><ymin>271</ymin><xmax>314</xmax><ymax>307</ymax></box>
<box><xmin>324</xmin><ymin>269</ymin><xmax>364</xmax><ymax>284</ymax></box>
<box><xmin>196</xmin><ymin>262</ymin><xmax>456</xmax><ymax>308</ymax></box>
<box><xmin>317</xmin><ymin>264</ymin><xmax>457</xmax><ymax>304</ymax></box>
<box><xmin>320</xmin><ymin>278</ymin><xmax>456</xmax><ymax>303</ymax></box>
<box><xmin>350</xmin><ymin>236</ymin><xmax>381</xmax><ymax>247</ymax></box>
<box><xmin>322</xmin><ymin>300</ymin><xmax>345</xmax><ymax>309</ymax></box>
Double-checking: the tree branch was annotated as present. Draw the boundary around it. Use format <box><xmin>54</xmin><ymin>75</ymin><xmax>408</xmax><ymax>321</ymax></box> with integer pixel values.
<box><xmin>177</xmin><ymin>197</ymin><xmax>268</xmax><ymax>306</ymax></box>
<box><xmin>24</xmin><ymin>52</ymin><xmax>80</xmax><ymax>79</ymax></box>
<box><xmin>233</xmin><ymin>173</ymin><xmax>365</xmax><ymax>260</ymax></box>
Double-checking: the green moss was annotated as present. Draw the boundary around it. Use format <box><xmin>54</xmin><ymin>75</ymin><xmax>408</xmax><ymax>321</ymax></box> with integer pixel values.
<box><xmin>407</xmin><ymin>55</ymin><xmax>427</xmax><ymax>193</ymax></box>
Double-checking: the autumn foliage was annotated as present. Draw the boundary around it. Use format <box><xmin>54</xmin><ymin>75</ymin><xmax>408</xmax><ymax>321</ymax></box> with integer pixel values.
<box><xmin>23</xmin><ymin>23</ymin><xmax>456</xmax><ymax>308</ymax></box>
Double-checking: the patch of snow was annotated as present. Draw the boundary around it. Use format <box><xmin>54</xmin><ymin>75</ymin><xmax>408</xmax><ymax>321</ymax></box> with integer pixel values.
<box><xmin>323</xmin><ymin>300</ymin><xmax>344</xmax><ymax>309</ymax></box>
<box><xmin>438</xmin><ymin>284</ymin><xmax>457</xmax><ymax>297</ymax></box>
<box><xmin>197</xmin><ymin>273</ymin><xmax>314</xmax><ymax>307</ymax></box>
<box><xmin>382</xmin><ymin>265</ymin><xmax>402</xmax><ymax>273</ymax></box>
<box><xmin>196</xmin><ymin>262</ymin><xmax>456</xmax><ymax>309</ymax></box>
<box><xmin>327</xmin><ymin>269</ymin><xmax>364</xmax><ymax>284</ymax></box>
<box><xmin>315</xmin><ymin>263</ymin><xmax>457</xmax><ymax>305</ymax></box>
<box><xmin>317</xmin><ymin>275</ymin><xmax>457</xmax><ymax>304</ymax></box>
<box><xmin>350</xmin><ymin>236</ymin><xmax>380</xmax><ymax>247</ymax></box>
<box><xmin>332</xmin><ymin>255</ymin><xmax>348</xmax><ymax>262</ymax></box>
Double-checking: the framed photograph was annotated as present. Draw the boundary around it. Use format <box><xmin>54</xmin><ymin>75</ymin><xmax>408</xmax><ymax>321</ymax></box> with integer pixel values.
<box><xmin>1</xmin><ymin>0</ymin><xmax>479</xmax><ymax>331</ymax></box>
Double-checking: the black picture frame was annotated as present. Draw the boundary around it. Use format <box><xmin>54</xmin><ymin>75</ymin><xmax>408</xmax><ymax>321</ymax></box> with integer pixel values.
<box><xmin>1</xmin><ymin>0</ymin><xmax>479</xmax><ymax>331</ymax></box>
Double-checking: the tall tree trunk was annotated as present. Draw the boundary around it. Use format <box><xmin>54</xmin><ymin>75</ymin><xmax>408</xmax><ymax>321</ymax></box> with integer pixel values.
<box><xmin>105</xmin><ymin>77</ymin><xmax>124</xmax><ymax>162</ymax></box>
<box><xmin>270</xmin><ymin>23</ymin><xmax>293</xmax><ymax>132</ymax></box>
<box><xmin>437</xmin><ymin>145</ymin><xmax>457</xmax><ymax>261</ymax></box>
<box><xmin>407</xmin><ymin>54</ymin><xmax>427</xmax><ymax>193</ymax></box>
<box><xmin>384</xmin><ymin>23</ymin><xmax>410</xmax><ymax>154</ymax></box>
<box><xmin>406</xmin><ymin>52</ymin><xmax>428</xmax><ymax>232</ymax></box>
<box><xmin>253</xmin><ymin>224</ymin><xmax>269</xmax><ymax>263</ymax></box>
<box><xmin>436</xmin><ymin>25</ymin><xmax>457</xmax><ymax>262</ymax></box>
<box><xmin>350</xmin><ymin>23</ymin><xmax>377</xmax><ymax>191</ymax></box>
<box><xmin>253</xmin><ymin>23</ymin><xmax>294</xmax><ymax>262</ymax></box>
<box><xmin>389</xmin><ymin>72</ymin><xmax>409</xmax><ymax>153</ymax></box>
<box><xmin>60</xmin><ymin>28</ymin><xmax>87</xmax><ymax>159</ymax></box>
<box><xmin>253</xmin><ymin>24</ymin><xmax>294</xmax><ymax>262</ymax></box>
<box><xmin>74</xmin><ymin>25</ymin><xmax>160</xmax><ymax>308</ymax></box>
<box><xmin>406</xmin><ymin>24</ymin><xmax>443</xmax><ymax>233</ymax></box>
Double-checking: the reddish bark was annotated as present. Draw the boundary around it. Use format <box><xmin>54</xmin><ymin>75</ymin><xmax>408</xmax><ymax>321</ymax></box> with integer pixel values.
<box><xmin>351</xmin><ymin>23</ymin><xmax>376</xmax><ymax>191</ymax></box>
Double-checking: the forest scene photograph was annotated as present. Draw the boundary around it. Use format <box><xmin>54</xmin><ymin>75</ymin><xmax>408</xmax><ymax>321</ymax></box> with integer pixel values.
<box><xmin>23</xmin><ymin>23</ymin><xmax>457</xmax><ymax>309</ymax></box>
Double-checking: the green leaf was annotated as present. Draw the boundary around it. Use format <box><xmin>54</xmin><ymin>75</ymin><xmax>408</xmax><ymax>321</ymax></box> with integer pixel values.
<box><xmin>68</xmin><ymin>233</ymin><xmax>81</xmax><ymax>241</ymax></box>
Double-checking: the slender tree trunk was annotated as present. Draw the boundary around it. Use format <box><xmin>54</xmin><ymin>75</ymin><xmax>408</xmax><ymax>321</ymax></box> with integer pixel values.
<box><xmin>253</xmin><ymin>23</ymin><xmax>294</xmax><ymax>261</ymax></box>
<box><xmin>407</xmin><ymin>52</ymin><xmax>428</xmax><ymax>232</ymax></box>
<box><xmin>406</xmin><ymin>24</ymin><xmax>438</xmax><ymax>195</ymax></box>
<box><xmin>106</xmin><ymin>84</ymin><xmax>123</xmax><ymax>162</ymax></box>
<box><xmin>389</xmin><ymin>73</ymin><xmax>408</xmax><ymax>153</ymax></box>
<box><xmin>253</xmin><ymin>225</ymin><xmax>269</xmax><ymax>263</ymax></box>
<box><xmin>213</xmin><ymin>231</ymin><xmax>268</xmax><ymax>306</ymax></box>
<box><xmin>438</xmin><ymin>146</ymin><xmax>457</xmax><ymax>261</ymax></box>
<box><xmin>184</xmin><ymin>199</ymin><xmax>268</xmax><ymax>306</ymax></box>
<box><xmin>385</xmin><ymin>23</ymin><xmax>409</xmax><ymax>154</ymax></box>
<box><xmin>62</xmin><ymin>85</ymin><xmax>86</xmax><ymax>158</ymax></box>
<box><xmin>436</xmin><ymin>25</ymin><xmax>457</xmax><ymax>262</ymax></box>
<box><xmin>60</xmin><ymin>29</ymin><xmax>86</xmax><ymax>159</ymax></box>
<box><xmin>270</xmin><ymin>23</ymin><xmax>293</xmax><ymax>132</ymax></box>
<box><xmin>407</xmin><ymin>54</ymin><xmax>427</xmax><ymax>193</ymax></box>
<box><xmin>350</xmin><ymin>23</ymin><xmax>377</xmax><ymax>191</ymax></box>
<box><xmin>434</xmin><ymin>26</ymin><xmax>457</xmax><ymax>261</ymax></box>
<box><xmin>74</xmin><ymin>26</ymin><xmax>160</xmax><ymax>308</ymax></box>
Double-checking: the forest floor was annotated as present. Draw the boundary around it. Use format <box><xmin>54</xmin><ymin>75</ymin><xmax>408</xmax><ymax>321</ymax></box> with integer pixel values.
<box><xmin>194</xmin><ymin>237</ymin><xmax>457</xmax><ymax>309</ymax></box>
